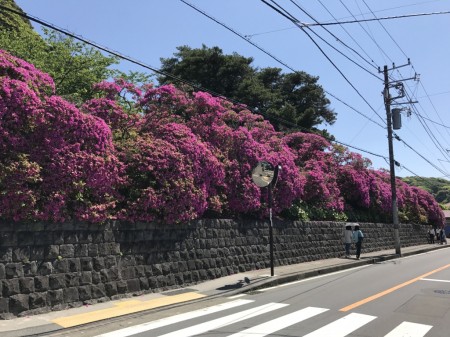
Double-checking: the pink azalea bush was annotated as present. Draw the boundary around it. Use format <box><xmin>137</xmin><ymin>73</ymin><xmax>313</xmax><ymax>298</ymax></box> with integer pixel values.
<box><xmin>0</xmin><ymin>50</ymin><xmax>121</xmax><ymax>222</ymax></box>
<box><xmin>0</xmin><ymin>50</ymin><xmax>445</xmax><ymax>226</ymax></box>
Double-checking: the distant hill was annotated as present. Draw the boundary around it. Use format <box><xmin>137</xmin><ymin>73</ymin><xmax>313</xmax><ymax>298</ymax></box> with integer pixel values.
<box><xmin>401</xmin><ymin>176</ymin><xmax>450</xmax><ymax>206</ymax></box>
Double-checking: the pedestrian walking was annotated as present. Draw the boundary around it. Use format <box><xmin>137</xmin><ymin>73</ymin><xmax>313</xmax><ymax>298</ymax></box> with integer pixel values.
<box><xmin>352</xmin><ymin>224</ymin><xmax>364</xmax><ymax>259</ymax></box>
<box><xmin>440</xmin><ymin>228</ymin><xmax>447</xmax><ymax>245</ymax></box>
<box><xmin>344</xmin><ymin>224</ymin><xmax>353</xmax><ymax>258</ymax></box>
<box><xmin>428</xmin><ymin>226</ymin><xmax>435</xmax><ymax>244</ymax></box>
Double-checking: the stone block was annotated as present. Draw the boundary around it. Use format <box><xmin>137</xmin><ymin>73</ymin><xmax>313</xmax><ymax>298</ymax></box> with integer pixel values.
<box><xmin>74</xmin><ymin>244</ymin><xmax>88</xmax><ymax>257</ymax></box>
<box><xmin>101</xmin><ymin>267</ymin><xmax>119</xmax><ymax>282</ymax></box>
<box><xmin>78</xmin><ymin>285</ymin><xmax>92</xmax><ymax>301</ymax></box>
<box><xmin>139</xmin><ymin>277</ymin><xmax>149</xmax><ymax>291</ymax></box>
<box><xmin>45</xmin><ymin>245</ymin><xmax>60</xmax><ymax>259</ymax></box>
<box><xmin>47</xmin><ymin>289</ymin><xmax>63</xmax><ymax>306</ymax></box>
<box><xmin>59</xmin><ymin>244</ymin><xmax>75</xmax><ymax>258</ymax></box>
<box><xmin>0</xmin><ymin>298</ymin><xmax>9</xmax><ymax>314</ymax></box>
<box><xmin>23</xmin><ymin>261</ymin><xmax>38</xmax><ymax>276</ymax></box>
<box><xmin>29</xmin><ymin>292</ymin><xmax>47</xmax><ymax>309</ymax></box>
<box><xmin>49</xmin><ymin>275</ymin><xmax>65</xmax><ymax>290</ymax></box>
<box><xmin>88</xmin><ymin>244</ymin><xmax>99</xmax><ymax>257</ymax></box>
<box><xmin>19</xmin><ymin>277</ymin><xmax>35</xmax><ymax>294</ymax></box>
<box><xmin>120</xmin><ymin>267</ymin><xmax>136</xmax><ymax>280</ymax></box>
<box><xmin>3</xmin><ymin>279</ymin><xmax>20</xmax><ymax>296</ymax></box>
<box><xmin>0</xmin><ymin>264</ymin><xmax>5</xmax><ymax>279</ymax></box>
<box><xmin>105</xmin><ymin>282</ymin><xmax>118</xmax><ymax>297</ymax></box>
<box><xmin>9</xmin><ymin>294</ymin><xmax>29</xmax><ymax>315</ymax></box>
<box><xmin>116</xmin><ymin>280</ymin><xmax>127</xmax><ymax>294</ymax></box>
<box><xmin>65</xmin><ymin>273</ymin><xmax>80</xmax><ymax>287</ymax></box>
<box><xmin>104</xmin><ymin>256</ymin><xmax>117</xmax><ymax>269</ymax></box>
<box><xmin>80</xmin><ymin>258</ymin><xmax>93</xmax><ymax>271</ymax></box>
<box><xmin>91</xmin><ymin>284</ymin><xmax>106</xmax><ymax>299</ymax></box>
<box><xmin>63</xmin><ymin>287</ymin><xmax>79</xmax><ymax>303</ymax></box>
<box><xmin>80</xmin><ymin>272</ymin><xmax>92</xmax><ymax>285</ymax></box>
<box><xmin>53</xmin><ymin>259</ymin><xmax>69</xmax><ymax>273</ymax></box>
<box><xmin>93</xmin><ymin>257</ymin><xmax>105</xmax><ymax>271</ymax></box>
<box><xmin>5</xmin><ymin>263</ymin><xmax>24</xmax><ymax>278</ymax></box>
<box><xmin>67</xmin><ymin>258</ymin><xmax>81</xmax><ymax>272</ymax></box>
<box><xmin>126</xmin><ymin>279</ymin><xmax>141</xmax><ymax>293</ymax></box>
<box><xmin>92</xmin><ymin>271</ymin><xmax>101</xmax><ymax>284</ymax></box>
<box><xmin>34</xmin><ymin>276</ymin><xmax>49</xmax><ymax>292</ymax></box>
<box><xmin>37</xmin><ymin>262</ymin><xmax>53</xmax><ymax>276</ymax></box>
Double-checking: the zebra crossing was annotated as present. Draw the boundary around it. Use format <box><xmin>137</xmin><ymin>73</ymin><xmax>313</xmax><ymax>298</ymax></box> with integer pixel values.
<box><xmin>95</xmin><ymin>298</ymin><xmax>433</xmax><ymax>337</ymax></box>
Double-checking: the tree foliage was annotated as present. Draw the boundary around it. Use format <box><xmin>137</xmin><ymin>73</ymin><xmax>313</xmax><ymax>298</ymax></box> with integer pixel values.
<box><xmin>0</xmin><ymin>0</ymin><xmax>151</xmax><ymax>105</ymax></box>
<box><xmin>158</xmin><ymin>45</ymin><xmax>336</xmax><ymax>132</ymax></box>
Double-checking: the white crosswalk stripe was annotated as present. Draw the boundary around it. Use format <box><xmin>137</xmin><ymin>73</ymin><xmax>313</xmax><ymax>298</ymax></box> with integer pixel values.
<box><xmin>94</xmin><ymin>299</ymin><xmax>254</xmax><ymax>337</ymax></box>
<box><xmin>303</xmin><ymin>312</ymin><xmax>377</xmax><ymax>337</ymax></box>
<box><xmin>154</xmin><ymin>302</ymin><xmax>288</xmax><ymax>337</ymax></box>
<box><xmin>383</xmin><ymin>321</ymin><xmax>433</xmax><ymax>337</ymax></box>
<box><xmin>226</xmin><ymin>306</ymin><xmax>329</xmax><ymax>337</ymax></box>
<box><xmin>95</xmin><ymin>299</ymin><xmax>434</xmax><ymax>337</ymax></box>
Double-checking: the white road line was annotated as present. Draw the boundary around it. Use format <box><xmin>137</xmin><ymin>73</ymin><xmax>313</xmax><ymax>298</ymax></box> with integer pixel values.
<box><xmin>226</xmin><ymin>306</ymin><xmax>329</xmax><ymax>337</ymax></box>
<box><xmin>420</xmin><ymin>278</ymin><xmax>450</xmax><ymax>283</ymax></box>
<box><xmin>228</xmin><ymin>294</ymin><xmax>247</xmax><ymax>299</ymax></box>
<box><xmin>384</xmin><ymin>321</ymin><xmax>433</xmax><ymax>337</ymax></box>
<box><xmin>155</xmin><ymin>302</ymin><xmax>288</xmax><ymax>337</ymax></box>
<box><xmin>93</xmin><ymin>299</ymin><xmax>254</xmax><ymax>337</ymax></box>
<box><xmin>259</xmin><ymin>265</ymin><xmax>370</xmax><ymax>292</ymax></box>
<box><xmin>303</xmin><ymin>312</ymin><xmax>376</xmax><ymax>337</ymax></box>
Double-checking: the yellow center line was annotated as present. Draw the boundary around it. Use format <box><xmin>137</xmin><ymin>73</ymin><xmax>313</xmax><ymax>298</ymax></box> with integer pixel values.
<box><xmin>340</xmin><ymin>263</ymin><xmax>450</xmax><ymax>312</ymax></box>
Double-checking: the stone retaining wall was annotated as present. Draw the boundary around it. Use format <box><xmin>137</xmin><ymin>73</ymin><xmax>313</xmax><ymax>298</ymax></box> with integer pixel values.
<box><xmin>0</xmin><ymin>219</ymin><xmax>428</xmax><ymax>318</ymax></box>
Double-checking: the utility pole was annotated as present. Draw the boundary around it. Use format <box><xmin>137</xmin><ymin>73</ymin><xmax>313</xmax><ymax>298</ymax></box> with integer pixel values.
<box><xmin>380</xmin><ymin>61</ymin><xmax>417</xmax><ymax>256</ymax></box>
<box><xmin>383</xmin><ymin>65</ymin><xmax>401</xmax><ymax>255</ymax></box>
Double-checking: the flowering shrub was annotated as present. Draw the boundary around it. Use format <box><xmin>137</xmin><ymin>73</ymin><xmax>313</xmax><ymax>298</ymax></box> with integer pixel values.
<box><xmin>0</xmin><ymin>50</ymin><xmax>444</xmax><ymax>226</ymax></box>
<box><xmin>285</xmin><ymin>132</ymin><xmax>343</xmax><ymax>218</ymax></box>
<box><xmin>0</xmin><ymin>50</ymin><xmax>121</xmax><ymax>222</ymax></box>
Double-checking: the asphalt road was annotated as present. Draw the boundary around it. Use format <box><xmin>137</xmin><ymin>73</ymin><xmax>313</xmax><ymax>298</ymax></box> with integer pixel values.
<box><xmin>44</xmin><ymin>248</ymin><xmax>450</xmax><ymax>336</ymax></box>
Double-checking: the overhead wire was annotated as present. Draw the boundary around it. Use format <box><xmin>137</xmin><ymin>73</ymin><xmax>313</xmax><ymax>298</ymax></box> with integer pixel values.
<box><xmin>3</xmin><ymin>3</ymin><xmax>447</xmax><ymax>177</ymax></box>
<box><xmin>353</xmin><ymin>0</ymin><xmax>450</xmax><ymax>174</ymax></box>
<box><xmin>289</xmin><ymin>0</ymin><xmax>380</xmax><ymax>75</ymax></box>
<box><xmin>263</xmin><ymin>0</ymin><xmax>450</xmax><ymax>177</ymax></box>
<box><xmin>261</xmin><ymin>0</ymin><xmax>386</xmax><ymax>125</ymax></box>
<box><xmin>316</xmin><ymin>0</ymin><xmax>377</xmax><ymax>69</ymax></box>
<box><xmin>360</xmin><ymin>0</ymin><xmax>450</xmax><ymax>165</ymax></box>
<box><xmin>0</xmin><ymin>3</ymin><xmax>386</xmax><ymax>162</ymax></box>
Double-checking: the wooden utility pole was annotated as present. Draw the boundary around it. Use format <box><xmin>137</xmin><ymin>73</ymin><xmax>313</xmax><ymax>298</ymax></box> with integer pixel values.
<box><xmin>383</xmin><ymin>65</ymin><xmax>401</xmax><ymax>255</ymax></box>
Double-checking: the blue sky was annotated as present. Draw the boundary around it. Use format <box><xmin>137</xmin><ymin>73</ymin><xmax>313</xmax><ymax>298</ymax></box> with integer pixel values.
<box><xmin>15</xmin><ymin>0</ymin><xmax>450</xmax><ymax>179</ymax></box>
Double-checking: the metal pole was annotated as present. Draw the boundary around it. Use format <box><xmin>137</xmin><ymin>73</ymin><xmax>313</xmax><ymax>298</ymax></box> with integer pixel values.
<box><xmin>383</xmin><ymin>65</ymin><xmax>401</xmax><ymax>255</ymax></box>
<box><xmin>268</xmin><ymin>184</ymin><xmax>274</xmax><ymax>276</ymax></box>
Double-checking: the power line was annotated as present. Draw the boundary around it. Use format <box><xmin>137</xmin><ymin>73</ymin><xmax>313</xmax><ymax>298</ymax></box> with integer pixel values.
<box><xmin>3</xmin><ymin>3</ymin><xmax>445</xmax><ymax>177</ymax></box>
<box><xmin>298</xmin><ymin>10</ymin><xmax>450</xmax><ymax>27</ymax></box>
<box><xmin>261</xmin><ymin>0</ymin><xmax>386</xmax><ymax>124</ymax></box>
<box><xmin>180</xmin><ymin>0</ymin><xmax>386</xmax><ymax>129</ymax></box>
<box><xmin>316</xmin><ymin>0</ymin><xmax>378</xmax><ymax>69</ymax></box>
<box><xmin>289</xmin><ymin>0</ymin><xmax>380</xmax><ymax>75</ymax></box>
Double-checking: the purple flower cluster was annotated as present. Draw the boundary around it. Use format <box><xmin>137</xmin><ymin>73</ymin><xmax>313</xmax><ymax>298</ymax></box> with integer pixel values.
<box><xmin>0</xmin><ymin>50</ymin><xmax>444</xmax><ymax>226</ymax></box>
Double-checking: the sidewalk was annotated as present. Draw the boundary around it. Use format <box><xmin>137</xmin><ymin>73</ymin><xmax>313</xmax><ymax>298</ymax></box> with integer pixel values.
<box><xmin>1</xmin><ymin>243</ymin><xmax>449</xmax><ymax>337</ymax></box>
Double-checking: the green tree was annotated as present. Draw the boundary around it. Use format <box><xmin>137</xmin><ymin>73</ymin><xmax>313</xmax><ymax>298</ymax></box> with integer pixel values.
<box><xmin>0</xmin><ymin>0</ymin><xmax>151</xmax><ymax>104</ymax></box>
<box><xmin>158</xmin><ymin>45</ymin><xmax>336</xmax><ymax>132</ymax></box>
